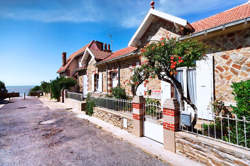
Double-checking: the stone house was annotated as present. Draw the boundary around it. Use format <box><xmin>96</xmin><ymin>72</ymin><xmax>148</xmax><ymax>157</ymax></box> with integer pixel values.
<box><xmin>58</xmin><ymin>1</ymin><xmax>250</xmax><ymax>120</ymax></box>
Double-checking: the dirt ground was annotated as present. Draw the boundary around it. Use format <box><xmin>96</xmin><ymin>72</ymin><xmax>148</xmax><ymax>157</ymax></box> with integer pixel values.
<box><xmin>0</xmin><ymin>98</ymin><xmax>167</xmax><ymax>166</ymax></box>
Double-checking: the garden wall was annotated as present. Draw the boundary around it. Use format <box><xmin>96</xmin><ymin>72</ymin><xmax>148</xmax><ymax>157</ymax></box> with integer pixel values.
<box><xmin>176</xmin><ymin>131</ymin><xmax>250</xmax><ymax>166</ymax></box>
<box><xmin>64</xmin><ymin>98</ymin><xmax>85</xmax><ymax>112</ymax></box>
<box><xmin>93</xmin><ymin>107</ymin><xmax>134</xmax><ymax>133</ymax></box>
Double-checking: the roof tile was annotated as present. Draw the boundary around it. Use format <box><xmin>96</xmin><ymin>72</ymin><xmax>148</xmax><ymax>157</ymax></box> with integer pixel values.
<box><xmin>191</xmin><ymin>2</ymin><xmax>250</xmax><ymax>33</ymax></box>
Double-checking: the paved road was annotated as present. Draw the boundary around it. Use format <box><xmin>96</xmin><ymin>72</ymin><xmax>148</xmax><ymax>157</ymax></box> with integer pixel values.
<box><xmin>0</xmin><ymin>98</ymin><xmax>167</xmax><ymax>166</ymax></box>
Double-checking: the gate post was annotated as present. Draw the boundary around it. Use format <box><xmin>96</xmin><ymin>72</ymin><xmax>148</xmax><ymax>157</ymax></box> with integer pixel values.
<box><xmin>132</xmin><ymin>96</ymin><xmax>145</xmax><ymax>137</ymax></box>
<box><xmin>163</xmin><ymin>98</ymin><xmax>180</xmax><ymax>152</ymax></box>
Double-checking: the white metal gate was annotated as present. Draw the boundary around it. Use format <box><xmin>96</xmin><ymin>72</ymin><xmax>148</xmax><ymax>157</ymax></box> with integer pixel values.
<box><xmin>144</xmin><ymin>103</ymin><xmax>164</xmax><ymax>143</ymax></box>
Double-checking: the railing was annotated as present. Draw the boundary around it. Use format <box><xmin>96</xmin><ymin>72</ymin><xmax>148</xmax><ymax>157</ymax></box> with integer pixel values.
<box><xmin>91</xmin><ymin>97</ymin><xmax>132</xmax><ymax>112</ymax></box>
<box><xmin>181</xmin><ymin>114</ymin><xmax>250</xmax><ymax>149</ymax></box>
<box><xmin>66</xmin><ymin>91</ymin><xmax>83</xmax><ymax>101</ymax></box>
<box><xmin>144</xmin><ymin>103</ymin><xmax>163</xmax><ymax>120</ymax></box>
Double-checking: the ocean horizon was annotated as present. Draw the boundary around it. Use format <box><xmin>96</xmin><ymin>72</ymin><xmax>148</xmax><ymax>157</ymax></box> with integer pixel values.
<box><xmin>6</xmin><ymin>85</ymin><xmax>36</xmax><ymax>96</ymax></box>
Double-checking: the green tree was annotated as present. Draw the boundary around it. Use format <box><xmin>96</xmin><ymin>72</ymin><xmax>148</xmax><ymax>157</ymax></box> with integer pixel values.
<box><xmin>131</xmin><ymin>38</ymin><xmax>207</xmax><ymax>127</ymax></box>
<box><xmin>0</xmin><ymin>81</ymin><xmax>7</xmax><ymax>100</ymax></box>
<box><xmin>50</xmin><ymin>77</ymin><xmax>76</xmax><ymax>101</ymax></box>
<box><xmin>40</xmin><ymin>81</ymin><xmax>50</xmax><ymax>94</ymax></box>
<box><xmin>28</xmin><ymin>86</ymin><xmax>42</xmax><ymax>96</ymax></box>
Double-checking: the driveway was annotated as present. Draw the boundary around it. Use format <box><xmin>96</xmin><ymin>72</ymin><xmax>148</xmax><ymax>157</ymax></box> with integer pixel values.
<box><xmin>0</xmin><ymin>98</ymin><xmax>167</xmax><ymax>166</ymax></box>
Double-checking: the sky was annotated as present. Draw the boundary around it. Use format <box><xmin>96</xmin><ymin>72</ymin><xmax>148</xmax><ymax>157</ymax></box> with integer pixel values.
<box><xmin>0</xmin><ymin>0</ymin><xmax>246</xmax><ymax>86</ymax></box>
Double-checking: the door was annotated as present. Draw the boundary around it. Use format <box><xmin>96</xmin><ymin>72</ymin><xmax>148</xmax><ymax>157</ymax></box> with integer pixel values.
<box><xmin>83</xmin><ymin>75</ymin><xmax>88</xmax><ymax>98</ymax></box>
<box><xmin>196</xmin><ymin>55</ymin><xmax>214</xmax><ymax>120</ymax></box>
<box><xmin>144</xmin><ymin>104</ymin><xmax>164</xmax><ymax>144</ymax></box>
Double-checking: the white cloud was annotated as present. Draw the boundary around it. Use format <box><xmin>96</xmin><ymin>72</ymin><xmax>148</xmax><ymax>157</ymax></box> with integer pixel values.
<box><xmin>158</xmin><ymin>0</ymin><xmax>246</xmax><ymax>18</ymax></box>
<box><xmin>0</xmin><ymin>0</ymin><xmax>246</xmax><ymax>27</ymax></box>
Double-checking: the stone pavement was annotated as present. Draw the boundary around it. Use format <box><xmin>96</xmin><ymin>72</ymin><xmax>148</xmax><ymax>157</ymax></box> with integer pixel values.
<box><xmin>40</xmin><ymin>97</ymin><xmax>203</xmax><ymax>166</ymax></box>
<box><xmin>0</xmin><ymin>97</ymin><xmax>168</xmax><ymax>166</ymax></box>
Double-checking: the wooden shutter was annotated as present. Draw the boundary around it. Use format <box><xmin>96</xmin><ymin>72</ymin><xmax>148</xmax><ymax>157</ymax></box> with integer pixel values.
<box><xmin>196</xmin><ymin>55</ymin><xmax>214</xmax><ymax>120</ymax></box>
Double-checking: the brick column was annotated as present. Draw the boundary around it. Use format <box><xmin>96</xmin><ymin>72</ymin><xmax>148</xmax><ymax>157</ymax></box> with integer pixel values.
<box><xmin>132</xmin><ymin>96</ymin><xmax>145</xmax><ymax>137</ymax></box>
<box><xmin>163</xmin><ymin>98</ymin><xmax>180</xmax><ymax>152</ymax></box>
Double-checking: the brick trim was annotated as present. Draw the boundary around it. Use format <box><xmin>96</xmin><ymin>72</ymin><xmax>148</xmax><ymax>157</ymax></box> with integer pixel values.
<box><xmin>133</xmin><ymin>114</ymin><xmax>143</xmax><ymax>120</ymax></box>
<box><xmin>132</xmin><ymin>103</ymin><xmax>144</xmax><ymax>109</ymax></box>
<box><xmin>163</xmin><ymin>108</ymin><xmax>179</xmax><ymax>117</ymax></box>
<box><xmin>163</xmin><ymin>122</ymin><xmax>178</xmax><ymax>131</ymax></box>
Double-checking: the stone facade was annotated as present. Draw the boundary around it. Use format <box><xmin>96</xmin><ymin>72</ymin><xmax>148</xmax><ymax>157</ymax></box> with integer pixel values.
<box><xmin>176</xmin><ymin>132</ymin><xmax>250</xmax><ymax>166</ymax></box>
<box><xmin>93</xmin><ymin>107</ymin><xmax>134</xmax><ymax>133</ymax></box>
<box><xmin>140</xmin><ymin>17</ymin><xmax>181</xmax><ymax>47</ymax></box>
<box><xmin>205</xmin><ymin>28</ymin><xmax>250</xmax><ymax>104</ymax></box>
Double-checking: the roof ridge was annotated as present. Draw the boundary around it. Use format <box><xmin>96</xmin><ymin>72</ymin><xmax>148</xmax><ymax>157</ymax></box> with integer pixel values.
<box><xmin>192</xmin><ymin>2</ymin><xmax>249</xmax><ymax>24</ymax></box>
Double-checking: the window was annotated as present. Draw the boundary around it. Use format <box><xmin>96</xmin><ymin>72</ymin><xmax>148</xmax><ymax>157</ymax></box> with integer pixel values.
<box><xmin>175</xmin><ymin>68</ymin><xmax>197</xmax><ymax>112</ymax></box>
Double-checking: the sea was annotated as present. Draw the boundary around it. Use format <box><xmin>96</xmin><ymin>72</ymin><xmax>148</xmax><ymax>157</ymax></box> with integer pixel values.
<box><xmin>6</xmin><ymin>86</ymin><xmax>35</xmax><ymax>96</ymax></box>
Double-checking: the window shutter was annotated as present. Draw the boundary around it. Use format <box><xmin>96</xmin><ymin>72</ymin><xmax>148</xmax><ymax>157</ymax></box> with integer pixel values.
<box><xmin>196</xmin><ymin>55</ymin><xmax>214</xmax><ymax>120</ymax></box>
<box><xmin>98</xmin><ymin>73</ymin><xmax>103</xmax><ymax>92</ymax></box>
<box><xmin>92</xmin><ymin>74</ymin><xmax>95</xmax><ymax>92</ymax></box>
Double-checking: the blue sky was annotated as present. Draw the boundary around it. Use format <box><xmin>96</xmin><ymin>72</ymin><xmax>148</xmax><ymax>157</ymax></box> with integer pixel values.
<box><xmin>0</xmin><ymin>0</ymin><xmax>246</xmax><ymax>86</ymax></box>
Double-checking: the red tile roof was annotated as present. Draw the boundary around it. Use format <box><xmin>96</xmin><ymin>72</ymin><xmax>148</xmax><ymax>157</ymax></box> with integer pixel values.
<box><xmin>57</xmin><ymin>43</ymin><xmax>91</xmax><ymax>73</ymax></box>
<box><xmin>101</xmin><ymin>46</ymin><xmax>137</xmax><ymax>62</ymax></box>
<box><xmin>191</xmin><ymin>2</ymin><xmax>250</xmax><ymax>33</ymax></box>
<box><xmin>89</xmin><ymin>49</ymin><xmax>112</xmax><ymax>60</ymax></box>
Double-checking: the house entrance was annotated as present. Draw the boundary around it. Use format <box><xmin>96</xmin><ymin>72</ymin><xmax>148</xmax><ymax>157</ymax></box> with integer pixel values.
<box><xmin>143</xmin><ymin>103</ymin><xmax>164</xmax><ymax>143</ymax></box>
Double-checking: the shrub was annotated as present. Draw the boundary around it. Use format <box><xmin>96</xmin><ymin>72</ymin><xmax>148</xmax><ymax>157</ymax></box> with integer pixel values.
<box><xmin>28</xmin><ymin>86</ymin><xmax>42</xmax><ymax>96</ymax></box>
<box><xmin>50</xmin><ymin>77</ymin><xmax>77</xmax><ymax>101</ymax></box>
<box><xmin>41</xmin><ymin>81</ymin><xmax>50</xmax><ymax>94</ymax></box>
<box><xmin>0</xmin><ymin>81</ymin><xmax>7</xmax><ymax>100</ymax></box>
<box><xmin>0</xmin><ymin>81</ymin><xmax>7</xmax><ymax>94</ymax></box>
<box><xmin>111</xmin><ymin>87</ymin><xmax>127</xmax><ymax>99</ymax></box>
<box><xmin>231</xmin><ymin>80</ymin><xmax>250</xmax><ymax>119</ymax></box>
<box><xmin>85</xmin><ymin>94</ymin><xmax>95</xmax><ymax>116</ymax></box>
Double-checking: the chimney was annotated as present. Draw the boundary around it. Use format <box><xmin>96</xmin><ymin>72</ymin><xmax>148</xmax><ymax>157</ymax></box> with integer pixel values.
<box><xmin>96</xmin><ymin>41</ymin><xmax>104</xmax><ymax>51</ymax></box>
<box><xmin>104</xmin><ymin>43</ymin><xmax>107</xmax><ymax>51</ymax></box>
<box><xmin>108</xmin><ymin>44</ymin><xmax>111</xmax><ymax>52</ymax></box>
<box><xmin>62</xmin><ymin>52</ymin><xmax>67</xmax><ymax>66</ymax></box>
<box><xmin>151</xmin><ymin>0</ymin><xmax>155</xmax><ymax>9</ymax></box>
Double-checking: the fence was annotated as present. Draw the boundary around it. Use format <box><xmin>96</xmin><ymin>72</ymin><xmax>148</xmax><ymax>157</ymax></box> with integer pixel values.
<box><xmin>91</xmin><ymin>97</ymin><xmax>132</xmax><ymax>112</ymax></box>
<box><xmin>144</xmin><ymin>103</ymin><xmax>163</xmax><ymax>120</ymax></box>
<box><xmin>181</xmin><ymin>114</ymin><xmax>250</xmax><ymax>150</ymax></box>
<box><xmin>66</xmin><ymin>91</ymin><xmax>83</xmax><ymax>101</ymax></box>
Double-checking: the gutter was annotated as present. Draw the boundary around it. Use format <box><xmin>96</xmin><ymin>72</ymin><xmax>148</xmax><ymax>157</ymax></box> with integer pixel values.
<box><xmin>180</xmin><ymin>17</ymin><xmax>250</xmax><ymax>40</ymax></box>
<box><xmin>96</xmin><ymin>51</ymin><xmax>137</xmax><ymax>66</ymax></box>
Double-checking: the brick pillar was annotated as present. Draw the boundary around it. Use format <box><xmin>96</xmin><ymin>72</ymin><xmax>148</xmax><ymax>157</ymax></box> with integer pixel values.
<box><xmin>132</xmin><ymin>96</ymin><xmax>145</xmax><ymax>137</ymax></box>
<box><xmin>163</xmin><ymin>98</ymin><xmax>180</xmax><ymax>152</ymax></box>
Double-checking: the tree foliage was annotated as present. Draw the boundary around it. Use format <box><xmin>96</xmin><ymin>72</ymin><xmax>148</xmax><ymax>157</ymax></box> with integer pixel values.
<box><xmin>50</xmin><ymin>77</ymin><xmax>76</xmax><ymax>101</ymax></box>
<box><xmin>131</xmin><ymin>38</ymin><xmax>208</xmax><ymax>127</ymax></box>
<box><xmin>111</xmin><ymin>87</ymin><xmax>127</xmax><ymax>99</ymax></box>
<box><xmin>28</xmin><ymin>86</ymin><xmax>42</xmax><ymax>96</ymax></box>
<box><xmin>0</xmin><ymin>81</ymin><xmax>7</xmax><ymax>100</ymax></box>
<box><xmin>41</xmin><ymin>81</ymin><xmax>50</xmax><ymax>94</ymax></box>
<box><xmin>0</xmin><ymin>81</ymin><xmax>7</xmax><ymax>94</ymax></box>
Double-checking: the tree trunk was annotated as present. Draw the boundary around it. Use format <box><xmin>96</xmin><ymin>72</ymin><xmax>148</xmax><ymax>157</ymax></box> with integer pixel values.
<box><xmin>163</xmin><ymin>76</ymin><xmax>198</xmax><ymax>129</ymax></box>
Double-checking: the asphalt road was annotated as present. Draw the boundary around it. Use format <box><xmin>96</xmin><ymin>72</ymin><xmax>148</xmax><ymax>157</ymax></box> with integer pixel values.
<box><xmin>0</xmin><ymin>98</ymin><xmax>167</xmax><ymax>166</ymax></box>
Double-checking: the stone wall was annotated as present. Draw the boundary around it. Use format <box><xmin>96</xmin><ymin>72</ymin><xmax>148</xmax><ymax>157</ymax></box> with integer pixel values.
<box><xmin>205</xmin><ymin>28</ymin><xmax>250</xmax><ymax>104</ymax></box>
<box><xmin>64</xmin><ymin>98</ymin><xmax>85</xmax><ymax>112</ymax></box>
<box><xmin>140</xmin><ymin>17</ymin><xmax>181</xmax><ymax>48</ymax></box>
<box><xmin>176</xmin><ymin>132</ymin><xmax>250</xmax><ymax>166</ymax></box>
<box><xmin>93</xmin><ymin>107</ymin><xmax>134</xmax><ymax>133</ymax></box>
